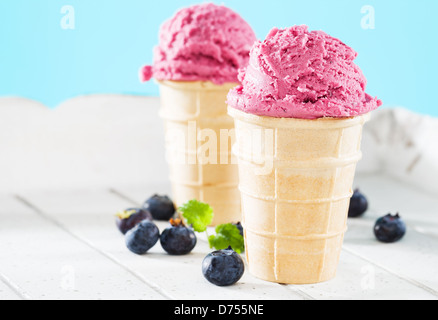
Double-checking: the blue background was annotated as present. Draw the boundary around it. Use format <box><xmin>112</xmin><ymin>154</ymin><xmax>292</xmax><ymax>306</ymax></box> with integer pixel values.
<box><xmin>0</xmin><ymin>0</ymin><xmax>437</xmax><ymax>116</ymax></box>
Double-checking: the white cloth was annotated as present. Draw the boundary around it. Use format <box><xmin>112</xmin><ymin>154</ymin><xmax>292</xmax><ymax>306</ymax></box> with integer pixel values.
<box><xmin>1</xmin><ymin>96</ymin><xmax>437</xmax><ymax>195</ymax></box>
<box><xmin>359</xmin><ymin>107</ymin><xmax>438</xmax><ymax>195</ymax></box>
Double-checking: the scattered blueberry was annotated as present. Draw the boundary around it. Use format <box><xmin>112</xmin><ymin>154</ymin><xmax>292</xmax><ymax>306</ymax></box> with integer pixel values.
<box><xmin>348</xmin><ymin>189</ymin><xmax>369</xmax><ymax>218</ymax></box>
<box><xmin>234</xmin><ymin>222</ymin><xmax>244</xmax><ymax>237</ymax></box>
<box><xmin>116</xmin><ymin>208</ymin><xmax>153</xmax><ymax>235</ymax></box>
<box><xmin>125</xmin><ymin>220</ymin><xmax>160</xmax><ymax>255</ymax></box>
<box><xmin>144</xmin><ymin>195</ymin><xmax>176</xmax><ymax>221</ymax></box>
<box><xmin>374</xmin><ymin>213</ymin><xmax>406</xmax><ymax>243</ymax></box>
<box><xmin>160</xmin><ymin>219</ymin><xmax>197</xmax><ymax>255</ymax></box>
<box><xmin>202</xmin><ymin>247</ymin><xmax>245</xmax><ymax>287</ymax></box>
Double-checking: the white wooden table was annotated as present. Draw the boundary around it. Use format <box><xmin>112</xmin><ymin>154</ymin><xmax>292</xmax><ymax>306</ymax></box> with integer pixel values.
<box><xmin>1</xmin><ymin>173</ymin><xmax>437</xmax><ymax>300</ymax></box>
<box><xmin>1</xmin><ymin>95</ymin><xmax>437</xmax><ymax>300</ymax></box>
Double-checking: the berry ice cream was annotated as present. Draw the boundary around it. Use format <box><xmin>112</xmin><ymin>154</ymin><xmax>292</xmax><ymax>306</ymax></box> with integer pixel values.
<box><xmin>140</xmin><ymin>3</ymin><xmax>257</xmax><ymax>85</ymax></box>
<box><xmin>227</xmin><ymin>25</ymin><xmax>382</xmax><ymax>119</ymax></box>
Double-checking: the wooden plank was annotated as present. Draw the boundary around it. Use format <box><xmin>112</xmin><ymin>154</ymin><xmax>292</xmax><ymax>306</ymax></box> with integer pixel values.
<box><xmin>109</xmin><ymin>183</ymin><xmax>172</xmax><ymax>208</ymax></box>
<box><xmin>343</xmin><ymin>174</ymin><xmax>438</xmax><ymax>295</ymax></box>
<box><xmin>0</xmin><ymin>194</ymin><xmax>167</xmax><ymax>300</ymax></box>
<box><xmin>113</xmin><ymin>183</ymin><xmax>438</xmax><ymax>300</ymax></box>
<box><xmin>19</xmin><ymin>189</ymin><xmax>303</xmax><ymax>300</ymax></box>
<box><xmin>354</xmin><ymin>173</ymin><xmax>438</xmax><ymax>236</ymax></box>
<box><xmin>192</xmin><ymin>229</ymin><xmax>436</xmax><ymax>300</ymax></box>
<box><xmin>291</xmin><ymin>250</ymin><xmax>437</xmax><ymax>300</ymax></box>
<box><xmin>0</xmin><ymin>275</ymin><xmax>24</xmax><ymax>300</ymax></box>
<box><xmin>13</xmin><ymin>173</ymin><xmax>438</xmax><ymax>300</ymax></box>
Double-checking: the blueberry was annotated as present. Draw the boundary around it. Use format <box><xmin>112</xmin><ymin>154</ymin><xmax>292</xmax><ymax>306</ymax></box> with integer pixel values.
<box><xmin>144</xmin><ymin>195</ymin><xmax>176</xmax><ymax>221</ymax></box>
<box><xmin>374</xmin><ymin>213</ymin><xmax>406</xmax><ymax>243</ymax></box>
<box><xmin>348</xmin><ymin>189</ymin><xmax>369</xmax><ymax>218</ymax></box>
<box><xmin>125</xmin><ymin>220</ymin><xmax>160</xmax><ymax>255</ymax></box>
<box><xmin>202</xmin><ymin>247</ymin><xmax>245</xmax><ymax>287</ymax></box>
<box><xmin>160</xmin><ymin>219</ymin><xmax>197</xmax><ymax>255</ymax></box>
<box><xmin>116</xmin><ymin>208</ymin><xmax>153</xmax><ymax>235</ymax></box>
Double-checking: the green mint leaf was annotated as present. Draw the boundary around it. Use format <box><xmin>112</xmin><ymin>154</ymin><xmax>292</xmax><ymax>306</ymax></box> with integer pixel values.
<box><xmin>179</xmin><ymin>200</ymin><xmax>213</xmax><ymax>233</ymax></box>
<box><xmin>208</xmin><ymin>224</ymin><xmax>245</xmax><ymax>254</ymax></box>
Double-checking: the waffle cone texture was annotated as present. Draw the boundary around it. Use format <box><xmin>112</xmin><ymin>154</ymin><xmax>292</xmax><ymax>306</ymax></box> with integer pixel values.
<box><xmin>158</xmin><ymin>81</ymin><xmax>241</xmax><ymax>226</ymax></box>
<box><xmin>228</xmin><ymin>107</ymin><xmax>370</xmax><ymax>284</ymax></box>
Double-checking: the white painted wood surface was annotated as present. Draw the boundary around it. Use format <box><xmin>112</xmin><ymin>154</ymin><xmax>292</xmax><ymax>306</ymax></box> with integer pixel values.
<box><xmin>1</xmin><ymin>173</ymin><xmax>437</xmax><ymax>300</ymax></box>
<box><xmin>1</xmin><ymin>95</ymin><xmax>437</xmax><ymax>300</ymax></box>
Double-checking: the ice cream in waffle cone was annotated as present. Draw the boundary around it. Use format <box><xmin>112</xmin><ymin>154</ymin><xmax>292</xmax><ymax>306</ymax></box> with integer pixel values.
<box><xmin>228</xmin><ymin>26</ymin><xmax>382</xmax><ymax>284</ymax></box>
<box><xmin>159</xmin><ymin>80</ymin><xmax>240</xmax><ymax>225</ymax></box>
<box><xmin>229</xmin><ymin>107</ymin><xmax>370</xmax><ymax>283</ymax></box>
<box><xmin>140</xmin><ymin>3</ymin><xmax>256</xmax><ymax>225</ymax></box>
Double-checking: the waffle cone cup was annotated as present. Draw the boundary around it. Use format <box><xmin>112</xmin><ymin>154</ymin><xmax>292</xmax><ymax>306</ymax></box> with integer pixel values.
<box><xmin>228</xmin><ymin>107</ymin><xmax>370</xmax><ymax>284</ymax></box>
<box><xmin>158</xmin><ymin>80</ymin><xmax>241</xmax><ymax>226</ymax></box>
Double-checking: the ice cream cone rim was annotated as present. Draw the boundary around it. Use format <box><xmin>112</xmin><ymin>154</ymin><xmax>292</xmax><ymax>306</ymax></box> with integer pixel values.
<box><xmin>238</xmin><ymin>186</ymin><xmax>353</xmax><ymax>204</ymax></box>
<box><xmin>228</xmin><ymin>106</ymin><xmax>371</xmax><ymax>129</ymax></box>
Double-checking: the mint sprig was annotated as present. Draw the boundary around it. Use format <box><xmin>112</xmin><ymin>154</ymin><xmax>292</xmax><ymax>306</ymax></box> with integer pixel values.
<box><xmin>208</xmin><ymin>224</ymin><xmax>245</xmax><ymax>254</ymax></box>
<box><xmin>179</xmin><ymin>199</ymin><xmax>245</xmax><ymax>254</ymax></box>
<box><xmin>179</xmin><ymin>200</ymin><xmax>213</xmax><ymax>233</ymax></box>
